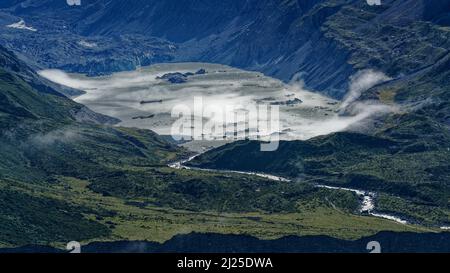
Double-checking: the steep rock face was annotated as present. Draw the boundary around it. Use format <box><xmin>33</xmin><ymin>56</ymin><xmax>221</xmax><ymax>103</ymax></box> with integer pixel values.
<box><xmin>0</xmin><ymin>45</ymin><xmax>118</xmax><ymax>126</ymax></box>
<box><xmin>0</xmin><ymin>0</ymin><xmax>23</xmax><ymax>8</ymax></box>
<box><xmin>77</xmin><ymin>0</ymin><xmax>351</xmax><ymax>96</ymax></box>
<box><xmin>53</xmin><ymin>0</ymin><xmax>450</xmax><ymax>98</ymax></box>
<box><xmin>1</xmin><ymin>0</ymin><xmax>449</xmax><ymax>98</ymax></box>
<box><xmin>0</xmin><ymin>1</ymin><xmax>177</xmax><ymax>76</ymax></box>
<box><xmin>77</xmin><ymin>0</ymin><xmax>246</xmax><ymax>42</ymax></box>
<box><xmin>376</xmin><ymin>0</ymin><xmax>450</xmax><ymax>26</ymax></box>
<box><xmin>175</xmin><ymin>0</ymin><xmax>353</xmax><ymax>97</ymax></box>
<box><xmin>2</xmin><ymin>0</ymin><xmax>351</xmax><ymax>96</ymax></box>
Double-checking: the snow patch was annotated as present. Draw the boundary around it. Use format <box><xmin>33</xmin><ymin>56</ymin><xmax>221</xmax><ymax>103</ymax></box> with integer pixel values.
<box><xmin>6</xmin><ymin>20</ymin><xmax>37</xmax><ymax>32</ymax></box>
<box><xmin>78</xmin><ymin>40</ymin><xmax>97</xmax><ymax>48</ymax></box>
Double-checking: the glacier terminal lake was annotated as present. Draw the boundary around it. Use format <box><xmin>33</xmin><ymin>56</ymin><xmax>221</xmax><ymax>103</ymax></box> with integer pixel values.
<box><xmin>40</xmin><ymin>63</ymin><xmax>388</xmax><ymax>152</ymax></box>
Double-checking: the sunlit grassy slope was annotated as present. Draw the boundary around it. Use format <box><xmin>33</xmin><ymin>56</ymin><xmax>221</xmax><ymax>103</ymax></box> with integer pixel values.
<box><xmin>0</xmin><ymin>175</ymin><xmax>432</xmax><ymax>248</ymax></box>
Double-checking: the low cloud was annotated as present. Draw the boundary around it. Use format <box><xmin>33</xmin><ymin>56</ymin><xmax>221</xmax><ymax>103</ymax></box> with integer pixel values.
<box><xmin>29</xmin><ymin>128</ymin><xmax>80</xmax><ymax>146</ymax></box>
<box><xmin>283</xmin><ymin>69</ymin><xmax>395</xmax><ymax>139</ymax></box>
<box><xmin>366</xmin><ymin>0</ymin><xmax>382</xmax><ymax>6</ymax></box>
<box><xmin>39</xmin><ymin>65</ymin><xmax>396</xmax><ymax>143</ymax></box>
<box><xmin>340</xmin><ymin>69</ymin><xmax>391</xmax><ymax>111</ymax></box>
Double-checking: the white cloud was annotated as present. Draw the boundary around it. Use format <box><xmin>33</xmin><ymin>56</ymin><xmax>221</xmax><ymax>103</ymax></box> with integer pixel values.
<box><xmin>366</xmin><ymin>0</ymin><xmax>382</xmax><ymax>6</ymax></box>
<box><xmin>6</xmin><ymin>20</ymin><xmax>37</xmax><ymax>32</ymax></box>
<box><xmin>340</xmin><ymin>69</ymin><xmax>391</xmax><ymax>111</ymax></box>
<box><xmin>29</xmin><ymin>128</ymin><xmax>79</xmax><ymax>146</ymax></box>
<box><xmin>39</xmin><ymin>64</ymin><xmax>396</xmax><ymax>143</ymax></box>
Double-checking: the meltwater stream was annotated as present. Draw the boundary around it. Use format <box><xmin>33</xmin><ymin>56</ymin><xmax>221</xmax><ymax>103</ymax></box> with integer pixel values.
<box><xmin>168</xmin><ymin>155</ymin><xmax>290</xmax><ymax>182</ymax></box>
<box><xmin>315</xmin><ymin>185</ymin><xmax>408</xmax><ymax>224</ymax></box>
<box><xmin>169</xmin><ymin>155</ymin><xmax>409</xmax><ymax>225</ymax></box>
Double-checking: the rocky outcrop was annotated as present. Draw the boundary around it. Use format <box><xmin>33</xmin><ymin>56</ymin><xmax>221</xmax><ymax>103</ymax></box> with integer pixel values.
<box><xmin>156</xmin><ymin>69</ymin><xmax>208</xmax><ymax>84</ymax></box>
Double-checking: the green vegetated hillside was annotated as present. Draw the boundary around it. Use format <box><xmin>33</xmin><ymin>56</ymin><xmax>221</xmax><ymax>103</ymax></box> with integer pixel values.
<box><xmin>1</xmin><ymin>46</ymin><xmax>424</xmax><ymax>248</ymax></box>
<box><xmin>2</xmin><ymin>0</ymin><xmax>450</xmax><ymax>248</ymax></box>
<box><xmin>188</xmin><ymin>130</ymin><xmax>450</xmax><ymax>226</ymax></box>
<box><xmin>188</xmin><ymin>53</ymin><xmax>450</xmax><ymax>213</ymax></box>
<box><xmin>188</xmin><ymin>12</ymin><xmax>450</xmax><ymax>227</ymax></box>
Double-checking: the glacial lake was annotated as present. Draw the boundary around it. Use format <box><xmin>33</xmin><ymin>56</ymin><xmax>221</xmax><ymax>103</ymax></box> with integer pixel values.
<box><xmin>39</xmin><ymin>63</ymin><xmax>386</xmax><ymax>152</ymax></box>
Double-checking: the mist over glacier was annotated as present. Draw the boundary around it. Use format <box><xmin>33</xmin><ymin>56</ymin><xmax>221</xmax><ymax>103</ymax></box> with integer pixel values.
<box><xmin>39</xmin><ymin>63</ymin><xmax>394</xmax><ymax>143</ymax></box>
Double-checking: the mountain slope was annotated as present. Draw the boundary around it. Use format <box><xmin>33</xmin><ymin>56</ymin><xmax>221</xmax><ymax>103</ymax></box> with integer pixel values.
<box><xmin>0</xmin><ymin>43</ymin><xmax>190</xmax><ymax>186</ymax></box>
<box><xmin>188</xmin><ymin>53</ymin><xmax>450</xmax><ymax>226</ymax></box>
<box><xmin>0</xmin><ymin>45</ymin><xmax>190</xmax><ymax>246</ymax></box>
<box><xmin>188</xmin><ymin>130</ymin><xmax>450</xmax><ymax>226</ymax></box>
<box><xmin>2</xmin><ymin>0</ymin><xmax>449</xmax><ymax>98</ymax></box>
<box><xmin>2</xmin><ymin>46</ymin><xmax>414</xmax><ymax>247</ymax></box>
<box><xmin>1</xmin><ymin>1</ymin><xmax>449</xmax><ymax>248</ymax></box>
